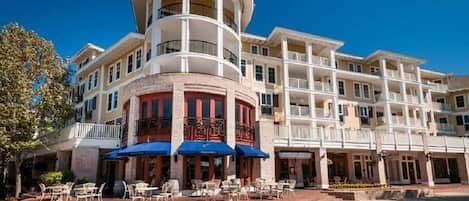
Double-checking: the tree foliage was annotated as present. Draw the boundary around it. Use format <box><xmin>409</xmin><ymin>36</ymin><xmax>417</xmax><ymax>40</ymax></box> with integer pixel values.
<box><xmin>0</xmin><ymin>23</ymin><xmax>74</xmax><ymax>197</ymax></box>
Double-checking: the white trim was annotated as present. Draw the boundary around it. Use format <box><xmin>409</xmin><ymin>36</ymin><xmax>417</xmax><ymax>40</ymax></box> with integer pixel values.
<box><xmin>362</xmin><ymin>83</ymin><xmax>370</xmax><ymax>99</ymax></box>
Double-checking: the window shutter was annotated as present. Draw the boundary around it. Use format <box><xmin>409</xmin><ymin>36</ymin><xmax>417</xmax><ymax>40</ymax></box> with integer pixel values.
<box><xmin>456</xmin><ymin>115</ymin><xmax>464</xmax><ymax>125</ymax></box>
<box><xmin>355</xmin><ymin>106</ymin><xmax>359</xmax><ymax>117</ymax></box>
<box><xmin>84</xmin><ymin>100</ymin><xmax>88</xmax><ymax>113</ymax></box>
<box><xmin>344</xmin><ymin>105</ymin><xmax>348</xmax><ymax>116</ymax></box>
<box><xmin>273</xmin><ymin>94</ymin><xmax>279</xmax><ymax>107</ymax></box>
<box><xmin>93</xmin><ymin>96</ymin><xmax>97</xmax><ymax>110</ymax></box>
<box><xmin>368</xmin><ymin>106</ymin><xmax>373</xmax><ymax>118</ymax></box>
<box><xmin>256</xmin><ymin>92</ymin><xmax>261</xmax><ymax>105</ymax></box>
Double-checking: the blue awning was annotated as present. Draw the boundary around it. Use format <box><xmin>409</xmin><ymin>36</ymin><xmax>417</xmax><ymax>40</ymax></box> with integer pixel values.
<box><xmin>103</xmin><ymin>148</ymin><xmax>125</xmax><ymax>160</ymax></box>
<box><xmin>235</xmin><ymin>144</ymin><xmax>269</xmax><ymax>158</ymax></box>
<box><xmin>118</xmin><ymin>141</ymin><xmax>171</xmax><ymax>156</ymax></box>
<box><xmin>177</xmin><ymin>141</ymin><xmax>235</xmax><ymax>155</ymax></box>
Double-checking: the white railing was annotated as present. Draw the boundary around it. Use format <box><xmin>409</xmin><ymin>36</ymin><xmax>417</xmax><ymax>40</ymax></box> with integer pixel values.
<box><xmin>432</xmin><ymin>102</ymin><xmax>452</xmax><ymax>112</ymax></box>
<box><xmin>437</xmin><ymin>123</ymin><xmax>455</xmax><ymax>132</ymax></box>
<box><xmin>289</xmin><ymin>78</ymin><xmax>308</xmax><ymax>89</ymax></box>
<box><xmin>408</xmin><ymin>117</ymin><xmax>422</xmax><ymax>127</ymax></box>
<box><xmin>290</xmin><ymin>105</ymin><xmax>310</xmax><ymax>117</ymax></box>
<box><xmin>288</xmin><ymin>51</ymin><xmax>307</xmax><ymax>62</ymax></box>
<box><xmin>274</xmin><ymin>125</ymin><xmax>468</xmax><ymax>153</ymax></box>
<box><xmin>391</xmin><ymin>116</ymin><xmax>406</xmax><ymax>126</ymax></box>
<box><xmin>388</xmin><ymin>92</ymin><xmax>403</xmax><ymax>102</ymax></box>
<box><xmin>407</xmin><ymin>95</ymin><xmax>420</xmax><ymax>104</ymax></box>
<box><xmin>311</xmin><ymin>55</ymin><xmax>330</xmax><ymax>67</ymax></box>
<box><xmin>46</xmin><ymin>123</ymin><xmax>121</xmax><ymax>145</ymax></box>
<box><xmin>314</xmin><ymin>81</ymin><xmax>333</xmax><ymax>93</ymax></box>
<box><xmin>315</xmin><ymin>108</ymin><xmax>334</xmax><ymax>119</ymax></box>
<box><xmin>404</xmin><ymin>72</ymin><xmax>417</xmax><ymax>82</ymax></box>
<box><xmin>386</xmin><ymin>69</ymin><xmax>400</xmax><ymax>79</ymax></box>
<box><xmin>426</xmin><ymin>81</ymin><xmax>448</xmax><ymax>92</ymax></box>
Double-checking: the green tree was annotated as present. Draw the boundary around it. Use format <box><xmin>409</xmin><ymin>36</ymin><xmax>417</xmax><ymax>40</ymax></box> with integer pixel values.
<box><xmin>0</xmin><ymin>23</ymin><xmax>73</xmax><ymax>198</ymax></box>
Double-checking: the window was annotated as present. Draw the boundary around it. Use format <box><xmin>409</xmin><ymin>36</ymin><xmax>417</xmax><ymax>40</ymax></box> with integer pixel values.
<box><xmin>436</xmin><ymin>98</ymin><xmax>445</xmax><ymax>104</ymax></box>
<box><xmin>455</xmin><ymin>95</ymin><xmax>465</xmax><ymax>108</ymax></box>
<box><xmin>107</xmin><ymin>93</ymin><xmax>112</xmax><ymax>111</ymax></box>
<box><xmin>456</xmin><ymin>115</ymin><xmax>469</xmax><ymax>131</ymax></box>
<box><xmin>113</xmin><ymin>91</ymin><xmax>118</xmax><ymax>109</ymax></box>
<box><xmin>370</xmin><ymin>67</ymin><xmax>380</xmax><ymax>75</ymax></box>
<box><xmin>215</xmin><ymin>100</ymin><xmax>223</xmax><ymax>118</ymax></box>
<box><xmin>146</xmin><ymin>48</ymin><xmax>152</xmax><ymax>62</ymax></box>
<box><xmin>116</xmin><ymin>62</ymin><xmax>121</xmax><ymax>80</ymax></box>
<box><xmin>127</xmin><ymin>54</ymin><xmax>134</xmax><ymax>73</ymax></box>
<box><xmin>93</xmin><ymin>71</ymin><xmax>98</xmax><ymax>87</ymax></box>
<box><xmin>240</xmin><ymin>59</ymin><xmax>246</xmax><ymax>77</ymax></box>
<box><xmin>348</xmin><ymin>63</ymin><xmax>354</xmax><ymax>71</ymax></box>
<box><xmin>141</xmin><ymin>101</ymin><xmax>148</xmax><ymax>119</ymax></box>
<box><xmin>163</xmin><ymin>99</ymin><xmax>172</xmax><ymax>118</ymax></box>
<box><xmin>338</xmin><ymin>104</ymin><xmax>344</xmax><ymax>122</ymax></box>
<box><xmin>136</xmin><ymin>49</ymin><xmax>142</xmax><ymax>69</ymax></box>
<box><xmin>260</xmin><ymin>92</ymin><xmax>273</xmax><ymax>115</ymax></box>
<box><xmin>88</xmin><ymin>74</ymin><xmax>92</xmax><ymax>90</ymax></box>
<box><xmin>187</xmin><ymin>99</ymin><xmax>196</xmax><ymax>117</ymax></box>
<box><xmin>261</xmin><ymin>47</ymin><xmax>269</xmax><ymax>56</ymax></box>
<box><xmin>439</xmin><ymin>117</ymin><xmax>448</xmax><ymax>124</ymax></box>
<box><xmin>359</xmin><ymin>106</ymin><xmax>369</xmax><ymax>124</ymax></box>
<box><xmin>109</xmin><ymin>66</ymin><xmax>114</xmax><ymax>83</ymax></box>
<box><xmin>356</xmin><ymin>64</ymin><xmax>362</xmax><ymax>73</ymax></box>
<box><xmin>251</xmin><ymin>45</ymin><xmax>258</xmax><ymax>54</ymax></box>
<box><xmin>268</xmin><ymin>67</ymin><xmax>275</xmax><ymax>84</ymax></box>
<box><xmin>255</xmin><ymin>65</ymin><xmax>263</xmax><ymax>81</ymax></box>
<box><xmin>354</xmin><ymin>83</ymin><xmax>361</xmax><ymax>97</ymax></box>
<box><xmin>202</xmin><ymin>99</ymin><xmax>210</xmax><ymax>118</ymax></box>
<box><xmin>151</xmin><ymin>100</ymin><xmax>159</xmax><ymax>118</ymax></box>
<box><xmin>363</xmin><ymin>84</ymin><xmax>370</xmax><ymax>99</ymax></box>
<box><xmin>338</xmin><ymin>81</ymin><xmax>345</xmax><ymax>96</ymax></box>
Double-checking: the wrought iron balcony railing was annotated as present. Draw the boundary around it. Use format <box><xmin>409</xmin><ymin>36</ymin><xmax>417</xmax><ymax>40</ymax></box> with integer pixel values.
<box><xmin>184</xmin><ymin>117</ymin><xmax>225</xmax><ymax>141</ymax></box>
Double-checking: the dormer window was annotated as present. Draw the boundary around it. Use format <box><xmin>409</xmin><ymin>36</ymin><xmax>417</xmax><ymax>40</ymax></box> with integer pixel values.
<box><xmin>251</xmin><ymin>45</ymin><xmax>258</xmax><ymax>54</ymax></box>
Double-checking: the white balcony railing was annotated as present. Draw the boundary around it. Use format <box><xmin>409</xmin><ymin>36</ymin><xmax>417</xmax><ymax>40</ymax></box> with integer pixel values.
<box><xmin>386</xmin><ymin>69</ymin><xmax>400</xmax><ymax>79</ymax></box>
<box><xmin>377</xmin><ymin>116</ymin><xmax>421</xmax><ymax>127</ymax></box>
<box><xmin>437</xmin><ymin>123</ymin><xmax>455</xmax><ymax>132</ymax></box>
<box><xmin>391</xmin><ymin>116</ymin><xmax>406</xmax><ymax>126</ymax></box>
<box><xmin>407</xmin><ymin>95</ymin><xmax>420</xmax><ymax>104</ymax></box>
<box><xmin>432</xmin><ymin>102</ymin><xmax>452</xmax><ymax>112</ymax></box>
<box><xmin>45</xmin><ymin>123</ymin><xmax>121</xmax><ymax>148</ymax></box>
<box><xmin>426</xmin><ymin>81</ymin><xmax>448</xmax><ymax>92</ymax></box>
<box><xmin>404</xmin><ymin>72</ymin><xmax>417</xmax><ymax>82</ymax></box>
<box><xmin>274</xmin><ymin>125</ymin><xmax>468</xmax><ymax>153</ymax></box>
<box><xmin>290</xmin><ymin>105</ymin><xmax>310</xmax><ymax>117</ymax></box>
<box><xmin>311</xmin><ymin>55</ymin><xmax>330</xmax><ymax>67</ymax></box>
<box><xmin>314</xmin><ymin>81</ymin><xmax>333</xmax><ymax>93</ymax></box>
<box><xmin>288</xmin><ymin>51</ymin><xmax>307</xmax><ymax>63</ymax></box>
<box><xmin>388</xmin><ymin>92</ymin><xmax>403</xmax><ymax>102</ymax></box>
<box><xmin>315</xmin><ymin>108</ymin><xmax>334</xmax><ymax>119</ymax></box>
<box><xmin>289</xmin><ymin>78</ymin><xmax>308</xmax><ymax>89</ymax></box>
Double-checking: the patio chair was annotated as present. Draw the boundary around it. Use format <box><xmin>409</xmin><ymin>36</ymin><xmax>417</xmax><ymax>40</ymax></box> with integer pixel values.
<box><xmin>128</xmin><ymin>185</ymin><xmax>144</xmax><ymax>201</ymax></box>
<box><xmin>75</xmin><ymin>185</ymin><xmax>92</xmax><ymax>201</ymax></box>
<box><xmin>283</xmin><ymin>179</ymin><xmax>296</xmax><ymax>197</ymax></box>
<box><xmin>91</xmin><ymin>183</ymin><xmax>105</xmax><ymax>201</ymax></box>
<box><xmin>122</xmin><ymin>181</ymin><xmax>129</xmax><ymax>199</ymax></box>
<box><xmin>333</xmin><ymin>176</ymin><xmax>341</xmax><ymax>184</ymax></box>
<box><xmin>63</xmin><ymin>182</ymin><xmax>74</xmax><ymax>201</ymax></box>
<box><xmin>152</xmin><ymin>182</ymin><xmax>172</xmax><ymax>201</ymax></box>
<box><xmin>271</xmin><ymin>183</ymin><xmax>284</xmax><ymax>199</ymax></box>
<box><xmin>38</xmin><ymin>183</ymin><xmax>49</xmax><ymax>201</ymax></box>
<box><xmin>239</xmin><ymin>186</ymin><xmax>250</xmax><ymax>201</ymax></box>
<box><xmin>254</xmin><ymin>181</ymin><xmax>269</xmax><ymax>200</ymax></box>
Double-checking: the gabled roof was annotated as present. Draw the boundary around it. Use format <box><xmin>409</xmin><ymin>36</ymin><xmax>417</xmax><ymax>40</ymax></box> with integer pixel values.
<box><xmin>70</xmin><ymin>43</ymin><xmax>104</xmax><ymax>64</ymax></box>
<box><xmin>366</xmin><ymin>50</ymin><xmax>426</xmax><ymax>65</ymax></box>
<box><xmin>267</xmin><ymin>27</ymin><xmax>344</xmax><ymax>49</ymax></box>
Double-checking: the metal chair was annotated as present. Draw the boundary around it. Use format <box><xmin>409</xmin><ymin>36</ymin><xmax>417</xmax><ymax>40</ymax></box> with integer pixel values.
<box><xmin>91</xmin><ymin>183</ymin><xmax>105</xmax><ymax>201</ymax></box>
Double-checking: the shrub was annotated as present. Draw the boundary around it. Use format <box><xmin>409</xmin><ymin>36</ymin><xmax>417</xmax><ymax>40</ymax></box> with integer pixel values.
<box><xmin>61</xmin><ymin>170</ymin><xmax>75</xmax><ymax>183</ymax></box>
<box><xmin>40</xmin><ymin>172</ymin><xmax>63</xmax><ymax>185</ymax></box>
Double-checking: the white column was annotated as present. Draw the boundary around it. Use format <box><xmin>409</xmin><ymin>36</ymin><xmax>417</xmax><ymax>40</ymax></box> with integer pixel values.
<box><xmin>315</xmin><ymin>148</ymin><xmax>329</xmax><ymax>189</ymax></box>
<box><xmin>97</xmin><ymin>65</ymin><xmax>105</xmax><ymax>123</ymax></box>
<box><xmin>380</xmin><ymin>57</ymin><xmax>393</xmax><ymax>134</ymax></box>
<box><xmin>216</xmin><ymin>0</ymin><xmax>224</xmax><ymax>76</ymax></box>
<box><xmin>374</xmin><ymin>131</ymin><xmax>387</xmax><ymax>185</ymax></box>
<box><xmin>125</xmin><ymin>95</ymin><xmax>140</xmax><ymax>182</ymax></box>
<box><xmin>225</xmin><ymin>88</ymin><xmax>236</xmax><ymax>179</ymax></box>
<box><xmin>310</xmin><ymin>94</ymin><xmax>316</xmax><ymax>119</ymax></box>
<box><xmin>306</xmin><ymin>42</ymin><xmax>314</xmax><ymax>90</ymax></box>
<box><xmin>145</xmin><ymin>0</ymin><xmax>150</xmax><ymax>28</ymax></box>
<box><xmin>150</xmin><ymin>0</ymin><xmax>162</xmax><ymax>74</ymax></box>
<box><xmin>281</xmin><ymin>36</ymin><xmax>290</xmax><ymax>120</ymax></box>
<box><xmin>416</xmin><ymin>66</ymin><xmax>428</xmax><ymax>132</ymax></box>
<box><xmin>330</xmin><ymin>49</ymin><xmax>339</xmax><ymax>127</ymax></box>
<box><xmin>170</xmin><ymin>83</ymin><xmax>185</xmax><ymax>188</ymax></box>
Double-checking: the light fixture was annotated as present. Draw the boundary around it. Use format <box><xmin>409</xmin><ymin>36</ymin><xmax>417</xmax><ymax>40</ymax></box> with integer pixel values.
<box><xmin>425</xmin><ymin>152</ymin><xmax>432</xmax><ymax>161</ymax></box>
<box><xmin>378</xmin><ymin>151</ymin><xmax>386</xmax><ymax>161</ymax></box>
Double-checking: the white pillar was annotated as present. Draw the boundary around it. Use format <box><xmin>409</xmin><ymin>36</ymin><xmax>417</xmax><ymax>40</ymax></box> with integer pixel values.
<box><xmin>150</xmin><ymin>0</ymin><xmax>162</xmax><ymax>74</ymax></box>
<box><xmin>225</xmin><ymin>88</ymin><xmax>236</xmax><ymax>179</ymax></box>
<box><xmin>315</xmin><ymin>148</ymin><xmax>329</xmax><ymax>189</ymax></box>
<box><xmin>125</xmin><ymin>95</ymin><xmax>140</xmax><ymax>182</ymax></box>
<box><xmin>330</xmin><ymin>49</ymin><xmax>339</xmax><ymax>128</ymax></box>
<box><xmin>170</xmin><ymin>83</ymin><xmax>185</xmax><ymax>188</ymax></box>
<box><xmin>380</xmin><ymin>57</ymin><xmax>393</xmax><ymax>134</ymax></box>
<box><xmin>257</xmin><ymin>120</ymin><xmax>276</xmax><ymax>180</ymax></box>
<box><xmin>281</xmin><ymin>36</ymin><xmax>290</xmax><ymax>121</ymax></box>
<box><xmin>306</xmin><ymin>42</ymin><xmax>314</xmax><ymax>90</ymax></box>
<box><xmin>216</xmin><ymin>0</ymin><xmax>224</xmax><ymax>76</ymax></box>
<box><xmin>97</xmin><ymin>65</ymin><xmax>105</xmax><ymax>123</ymax></box>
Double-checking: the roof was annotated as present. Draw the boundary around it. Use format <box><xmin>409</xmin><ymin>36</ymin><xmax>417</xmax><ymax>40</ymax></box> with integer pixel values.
<box><xmin>267</xmin><ymin>27</ymin><xmax>344</xmax><ymax>49</ymax></box>
<box><xmin>70</xmin><ymin>43</ymin><xmax>104</xmax><ymax>64</ymax></box>
<box><xmin>366</xmin><ymin>50</ymin><xmax>426</xmax><ymax>65</ymax></box>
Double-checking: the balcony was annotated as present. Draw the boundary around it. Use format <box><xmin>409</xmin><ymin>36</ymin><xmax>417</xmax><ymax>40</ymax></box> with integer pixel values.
<box><xmin>381</xmin><ymin>132</ymin><xmax>424</xmax><ymax>151</ymax></box>
<box><xmin>137</xmin><ymin>118</ymin><xmax>172</xmax><ymax>136</ymax></box>
<box><xmin>314</xmin><ymin>81</ymin><xmax>333</xmax><ymax>93</ymax></box>
<box><xmin>290</xmin><ymin>105</ymin><xmax>310</xmax><ymax>117</ymax></box>
<box><xmin>287</xmin><ymin>51</ymin><xmax>307</xmax><ymax>63</ymax></box>
<box><xmin>273</xmin><ymin>125</ymin><xmax>375</xmax><ymax>149</ymax></box>
<box><xmin>44</xmin><ymin>123</ymin><xmax>121</xmax><ymax>149</ymax></box>
<box><xmin>156</xmin><ymin>40</ymin><xmax>238</xmax><ymax>67</ymax></box>
<box><xmin>386</xmin><ymin>69</ymin><xmax>400</xmax><ymax>79</ymax></box>
<box><xmin>388</xmin><ymin>92</ymin><xmax>403</xmax><ymax>102</ymax></box>
<box><xmin>377</xmin><ymin>116</ymin><xmax>422</xmax><ymax>127</ymax></box>
<box><xmin>432</xmin><ymin>102</ymin><xmax>452</xmax><ymax>112</ymax></box>
<box><xmin>289</xmin><ymin>78</ymin><xmax>308</xmax><ymax>89</ymax></box>
<box><xmin>404</xmin><ymin>72</ymin><xmax>417</xmax><ymax>82</ymax></box>
<box><xmin>311</xmin><ymin>55</ymin><xmax>330</xmax><ymax>67</ymax></box>
<box><xmin>407</xmin><ymin>95</ymin><xmax>420</xmax><ymax>104</ymax></box>
<box><xmin>315</xmin><ymin>108</ymin><xmax>334</xmax><ymax>119</ymax></box>
<box><xmin>235</xmin><ymin>123</ymin><xmax>255</xmax><ymax>144</ymax></box>
<box><xmin>425</xmin><ymin>81</ymin><xmax>448</xmax><ymax>92</ymax></box>
<box><xmin>436</xmin><ymin>123</ymin><xmax>455</xmax><ymax>132</ymax></box>
<box><xmin>157</xmin><ymin>3</ymin><xmax>238</xmax><ymax>33</ymax></box>
<box><xmin>121</xmin><ymin>124</ymin><xmax>128</xmax><ymax>146</ymax></box>
<box><xmin>184</xmin><ymin>117</ymin><xmax>225</xmax><ymax>141</ymax></box>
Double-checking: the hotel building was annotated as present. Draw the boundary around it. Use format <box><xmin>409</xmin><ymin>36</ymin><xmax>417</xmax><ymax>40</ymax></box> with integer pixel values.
<box><xmin>31</xmin><ymin>0</ymin><xmax>469</xmax><ymax>190</ymax></box>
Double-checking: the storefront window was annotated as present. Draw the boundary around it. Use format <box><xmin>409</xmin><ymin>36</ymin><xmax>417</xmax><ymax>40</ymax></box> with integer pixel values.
<box><xmin>163</xmin><ymin>99</ymin><xmax>172</xmax><ymax>118</ymax></box>
<box><xmin>354</xmin><ymin>161</ymin><xmax>362</xmax><ymax>180</ymax></box>
<box><xmin>279</xmin><ymin>160</ymin><xmax>289</xmax><ymax>180</ymax></box>
<box><xmin>201</xmin><ymin>156</ymin><xmax>210</xmax><ymax>181</ymax></box>
<box><xmin>433</xmin><ymin>158</ymin><xmax>448</xmax><ymax>179</ymax></box>
<box><xmin>137</xmin><ymin>157</ymin><xmax>145</xmax><ymax>180</ymax></box>
<box><xmin>402</xmin><ymin>162</ymin><xmax>408</xmax><ymax>179</ymax></box>
<box><xmin>185</xmin><ymin>156</ymin><xmax>195</xmax><ymax>188</ymax></box>
<box><xmin>151</xmin><ymin>100</ymin><xmax>158</xmax><ymax>118</ymax></box>
<box><xmin>187</xmin><ymin>99</ymin><xmax>196</xmax><ymax>117</ymax></box>
<box><xmin>202</xmin><ymin>99</ymin><xmax>210</xmax><ymax>118</ymax></box>
<box><xmin>214</xmin><ymin>156</ymin><xmax>223</xmax><ymax>179</ymax></box>
<box><xmin>215</xmin><ymin>100</ymin><xmax>223</xmax><ymax>119</ymax></box>
<box><xmin>147</xmin><ymin>157</ymin><xmax>156</xmax><ymax>185</ymax></box>
<box><xmin>161</xmin><ymin>156</ymin><xmax>170</xmax><ymax>184</ymax></box>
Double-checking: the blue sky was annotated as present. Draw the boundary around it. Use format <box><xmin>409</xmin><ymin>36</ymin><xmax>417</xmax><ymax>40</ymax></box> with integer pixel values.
<box><xmin>1</xmin><ymin>0</ymin><xmax>469</xmax><ymax>74</ymax></box>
